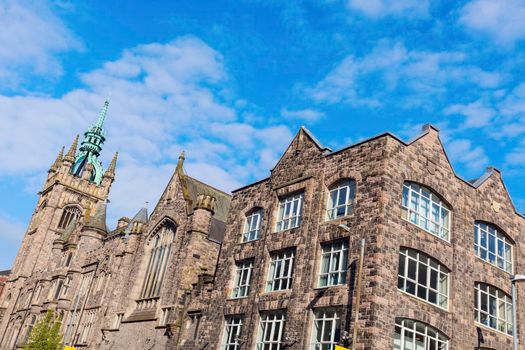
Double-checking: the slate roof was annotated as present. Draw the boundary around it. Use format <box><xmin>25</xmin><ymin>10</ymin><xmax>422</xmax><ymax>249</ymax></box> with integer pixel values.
<box><xmin>184</xmin><ymin>175</ymin><xmax>231</xmax><ymax>223</ymax></box>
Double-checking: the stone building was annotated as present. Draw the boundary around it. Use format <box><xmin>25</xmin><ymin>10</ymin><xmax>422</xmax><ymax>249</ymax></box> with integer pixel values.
<box><xmin>0</xmin><ymin>103</ymin><xmax>524</xmax><ymax>350</ymax></box>
<box><xmin>0</xmin><ymin>102</ymin><xmax>230</xmax><ymax>350</ymax></box>
<box><xmin>175</xmin><ymin>125</ymin><xmax>525</xmax><ymax>350</ymax></box>
<box><xmin>0</xmin><ymin>270</ymin><xmax>9</xmax><ymax>298</ymax></box>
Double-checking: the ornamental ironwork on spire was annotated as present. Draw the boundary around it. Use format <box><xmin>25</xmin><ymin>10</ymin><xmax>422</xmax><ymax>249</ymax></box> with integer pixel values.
<box><xmin>72</xmin><ymin>100</ymin><xmax>110</xmax><ymax>184</ymax></box>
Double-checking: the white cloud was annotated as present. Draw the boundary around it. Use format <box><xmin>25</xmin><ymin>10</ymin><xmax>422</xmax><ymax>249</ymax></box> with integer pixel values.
<box><xmin>444</xmin><ymin>100</ymin><xmax>496</xmax><ymax>128</ymax></box>
<box><xmin>460</xmin><ymin>0</ymin><xmax>525</xmax><ymax>46</ymax></box>
<box><xmin>0</xmin><ymin>0</ymin><xmax>81</xmax><ymax>88</ymax></box>
<box><xmin>307</xmin><ymin>41</ymin><xmax>500</xmax><ymax>108</ymax></box>
<box><xmin>347</xmin><ymin>0</ymin><xmax>429</xmax><ymax>18</ymax></box>
<box><xmin>0</xmin><ymin>36</ymin><xmax>295</xmax><ymax>226</ymax></box>
<box><xmin>446</xmin><ymin>139</ymin><xmax>489</xmax><ymax>174</ymax></box>
<box><xmin>280</xmin><ymin>108</ymin><xmax>325</xmax><ymax>123</ymax></box>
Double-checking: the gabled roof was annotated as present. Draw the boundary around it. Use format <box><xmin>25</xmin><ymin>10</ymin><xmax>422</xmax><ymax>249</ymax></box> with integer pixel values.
<box><xmin>183</xmin><ymin>175</ymin><xmax>231</xmax><ymax>223</ymax></box>
<box><xmin>300</xmin><ymin>126</ymin><xmax>332</xmax><ymax>152</ymax></box>
<box><xmin>85</xmin><ymin>202</ymin><xmax>108</xmax><ymax>233</ymax></box>
<box><xmin>232</xmin><ymin>124</ymin><xmax>524</xmax><ymax>219</ymax></box>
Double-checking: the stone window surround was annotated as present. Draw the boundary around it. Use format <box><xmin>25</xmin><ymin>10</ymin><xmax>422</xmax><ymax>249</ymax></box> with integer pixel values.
<box><xmin>401</xmin><ymin>181</ymin><xmax>452</xmax><ymax>242</ymax></box>
<box><xmin>474</xmin><ymin>221</ymin><xmax>514</xmax><ymax>274</ymax></box>
<box><xmin>317</xmin><ymin>240</ymin><xmax>349</xmax><ymax>288</ymax></box>
<box><xmin>275</xmin><ymin>193</ymin><xmax>304</xmax><ymax>232</ymax></box>
<box><xmin>231</xmin><ymin>259</ymin><xmax>254</xmax><ymax>299</ymax></box>
<box><xmin>271</xmin><ymin>177</ymin><xmax>312</xmax><ymax>234</ymax></box>
<box><xmin>136</xmin><ymin>219</ymin><xmax>177</xmax><ymax>309</ymax></box>
<box><xmin>393</xmin><ymin>318</ymin><xmax>449</xmax><ymax>350</ymax></box>
<box><xmin>266</xmin><ymin>249</ymin><xmax>296</xmax><ymax>292</ymax></box>
<box><xmin>397</xmin><ymin>247</ymin><xmax>450</xmax><ymax>311</ymax></box>
<box><xmin>57</xmin><ymin>204</ymin><xmax>83</xmax><ymax>230</ymax></box>
<box><xmin>256</xmin><ymin>310</ymin><xmax>286</xmax><ymax>350</ymax></box>
<box><xmin>310</xmin><ymin>307</ymin><xmax>341</xmax><ymax>350</ymax></box>
<box><xmin>221</xmin><ymin>315</ymin><xmax>243</xmax><ymax>350</ymax></box>
<box><xmin>325</xmin><ymin>178</ymin><xmax>356</xmax><ymax>221</ymax></box>
<box><xmin>241</xmin><ymin>208</ymin><xmax>264</xmax><ymax>243</ymax></box>
<box><xmin>474</xmin><ymin>282</ymin><xmax>513</xmax><ymax>337</ymax></box>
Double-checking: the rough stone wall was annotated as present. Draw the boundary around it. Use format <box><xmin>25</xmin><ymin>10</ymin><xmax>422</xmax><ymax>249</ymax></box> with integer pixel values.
<box><xmin>180</xmin><ymin>129</ymin><xmax>388</xmax><ymax>350</ymax></box>
<box><xmin>180</xmin><ymin>126</ymin><xmax>525</xmax><ymax>350</ymax></box>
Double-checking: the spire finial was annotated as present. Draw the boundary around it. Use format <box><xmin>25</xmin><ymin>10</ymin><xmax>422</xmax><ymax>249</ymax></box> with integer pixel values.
<box><xmin>49</xmin><ymin>146</ymin><xmax>64</xmax><ymax>172</ymax></box>
<box><xmin>104</xmin><ymin>152</ymin><xmax>118</xmax><ymax>178</ymax></box>
<box><xmin>176</xmin><ymin>150</ymin><xmax>185</xmax><ymax>175</ymax></box>
<box><xmin>64</xmin><ymin>135</ymin><xmax>79</xmax><ymax>163</ymax></box>
<box><xmin>95</xmin><ymin>99</ymin><xmax>109</xmax><ymax>130</ymax></box>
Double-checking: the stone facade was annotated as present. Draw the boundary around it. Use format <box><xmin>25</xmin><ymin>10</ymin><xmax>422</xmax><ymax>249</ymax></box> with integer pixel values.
<box><xmin>0</xmin><ymin>110</ymin><xmax>230</xmax><ymax>350</ymax></box>
<box><xmin>176</xmin><ymin>126</ymin><xmax>525</xmax><ymax>350</ymax></box>
<box><xmin>0</xmin><ymin>119</ymin><xmax>524</xmax><ymax>350</ymax></box>
<box><xmin>0</xmin><ymin>270</ymin><xmax>9</xmax><ymax>298</ymax></box>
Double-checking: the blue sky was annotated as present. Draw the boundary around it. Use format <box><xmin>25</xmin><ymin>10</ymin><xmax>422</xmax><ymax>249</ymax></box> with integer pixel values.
<box><xmin>1</xmin><ymin>0</ymin><xmax>525</xmax><ymax>269</ymax></box>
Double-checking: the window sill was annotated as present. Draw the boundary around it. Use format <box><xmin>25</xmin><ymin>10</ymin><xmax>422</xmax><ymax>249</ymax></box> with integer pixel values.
<box><xmin>402</xmin><ymin>218</ymin><xmax>451</xmax><ymax>245</ymax></box>
<box><xmin>228</xmin><ymin>296</ymin><xmax>249</xmax><ymax>300</ymax></box>
<box><xmin>313</xmin><ymin>284</ymin><xmax>347</xmax><ymax>291</ymax></box>
<box><xmin>323</xmin><ymin>214</ymin><xmax>354</xmax><ymax>224</ymax></box>
<box><xmin>238</xmin><ymin>238</ymin><xmax>259</xmax><ymax>246</ymax></box>
<box><xmin>475</xmin><ymin>322</ymin><xmax>513</xmax><ymax>339</ymax></box>
<box><xmin>397</xmin><ymin>289</ymin><xmax>449</xmax><ymax>313</ymax></box>
<box><xmin>474</xmin><ymin>255</ymin><xmax>513</xmax><ymax>276</ymax></box>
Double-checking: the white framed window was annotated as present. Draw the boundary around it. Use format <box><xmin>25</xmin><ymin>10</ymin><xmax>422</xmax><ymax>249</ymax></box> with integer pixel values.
<box><xmin>159</xmin><ymin>307</ymin><xmax>170</xmax><ymax>326</ymax></box>
<box><xmin>402</xmin><ymin>182</ymin><xmax>451</xmax><ymax>241</ymax></box>
<box><xmin>310</xmin><ymin>309</ymin><xmax>341</xmax><ymax>350</ymax></box>
<box><xmin>221</xmin><ymin>315</ymin><xmax>243</xmax><ymax>350</ymax></box>
<box><xmin>326</xmin><ymin>180</ymin><xmax>355</xmax><ymax>220</ymax></box>
<box><xmin>475</xmin><ymin>283</ymin><xmax>513</xmax><ymax>335</ymax></box>
<box><xmin>58</xmin><ymin>205</ymin><xmax>81</xmax><ymax>230</ymax></box>
<box><xmin>232</xmin><ymin>260</ymin><xmax>253</xmax><ymax>298</ymax></box>
<box><xmin>394</xmin><ymin>318</ymin><xmax>448</xmax><ymax>350</ymax></box>
<box><xmin>276</xmin><ymin>193</ymin><xmax>303</xmax><ymax>232</ymax></box>
<box><xmin>319</xmin><ymin>241</ymin><xmax>348</xmax><ymax>287</ymax></box>
<box><xmin>112</xmin><ymin>313</ymin><xmax>123</xmax><ymax>330</ymax></box>
<box><xmin>267</xmin><ymin>250</ymin><xmax>295</xmax><ymax>292</ymax></box>
<box><xmin>243</xmin><ymin>209</ymin><xmax>263</xmax><ymax>242</ymax></box>
<box><xmin>257</xmin><ymin>311</ymin><xmax>286</xmax><ymax>350</ymax></box>
<box><xmin>474</xmin><ymin>222</ymin><xmax>513</xmax><ymax>273</ymax></box>
<box><xmin>397</xmin><ymin>248</ymin><xmax>449</xmax><ymax>309</ymax></box>
<box><xmin>139</xmin><ymin>223</ymin><xmax>176</xmax><ymax>301</ymax></box>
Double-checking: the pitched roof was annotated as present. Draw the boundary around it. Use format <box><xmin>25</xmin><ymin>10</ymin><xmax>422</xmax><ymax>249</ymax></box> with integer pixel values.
<box><xmin>85</xmin><ymin>202</ymin><xmax>108</xmax><ymax>233</ymax></box>
<box><xmin>184</xmin><ymin>175</ymin><xmax>231</xmax><ymax>223</ymax></box>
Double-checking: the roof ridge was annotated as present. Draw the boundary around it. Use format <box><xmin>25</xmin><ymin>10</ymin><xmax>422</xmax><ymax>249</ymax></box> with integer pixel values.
<box><xmin>186</xmin><ymin>175</ymin><xmax>232</xmax><ymax>197</ymax></box>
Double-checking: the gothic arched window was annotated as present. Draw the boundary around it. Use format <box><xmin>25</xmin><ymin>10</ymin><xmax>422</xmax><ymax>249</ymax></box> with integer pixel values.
<box><xmin>58</xmin><ymin>206</ymin><xmax>82</xmax><ymax>230</ymax></box>
<box><xmin>139</xmin><ymin>222</ymin><xmax>176</xmax><ymax>302</ymax></box>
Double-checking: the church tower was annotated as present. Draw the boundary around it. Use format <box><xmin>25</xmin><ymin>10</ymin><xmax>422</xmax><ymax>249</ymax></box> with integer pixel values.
<box><xmin>9</xmin><ymin>100</ymin><xmax>117</xmax><ymax>277</ymax></box>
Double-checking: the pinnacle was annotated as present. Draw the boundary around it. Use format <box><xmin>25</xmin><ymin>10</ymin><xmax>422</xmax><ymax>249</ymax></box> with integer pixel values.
<box><xmin>49</xmin><ymin>146</ymin><xmax>64</xmax><ymax>172</ymax></box>
<box><xmin>176</xmin><ymin>150</ymin><xmax>185</xmax><ymax>175</ymax></box>
<box><xmin>104</xmin><ymin>152</ymin><xmax>118</xmax><ymax>178</ymax></box>
<box><xmin>64</xmin><ymin>135</ymin><xmax>79</xmax><ymax>163</ymax></box>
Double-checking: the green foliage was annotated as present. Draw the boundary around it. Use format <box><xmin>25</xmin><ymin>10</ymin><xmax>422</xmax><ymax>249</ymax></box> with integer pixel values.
<box><xmin>24</xmin><ymin>310</ymin><xmax>64</xmax><ymax>350</ymax></box>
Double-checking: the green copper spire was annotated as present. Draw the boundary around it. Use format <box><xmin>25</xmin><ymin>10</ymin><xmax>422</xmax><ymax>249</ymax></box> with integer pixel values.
<box><xmin>72</xmin><ymin>100</ymin><xmax>109</xmax><ymax>184</ymax></box>
<box><xmin>95</xmin><ymin>99</ymin><xmax>109</xmax><ymax>131</ymax></box>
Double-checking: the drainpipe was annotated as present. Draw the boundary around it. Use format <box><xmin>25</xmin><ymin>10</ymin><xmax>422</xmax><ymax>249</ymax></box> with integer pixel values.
<box><xmin>352</xmin><ymin>239</ymin><xmax>365</xmax><ymax>350</ymax></box>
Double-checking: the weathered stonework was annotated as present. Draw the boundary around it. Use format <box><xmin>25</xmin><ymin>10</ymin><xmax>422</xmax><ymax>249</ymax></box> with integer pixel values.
<box><xmin>0</xmin><ymin>122</ymin><xmax>524</xmax><ymax>350</ymax></box>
